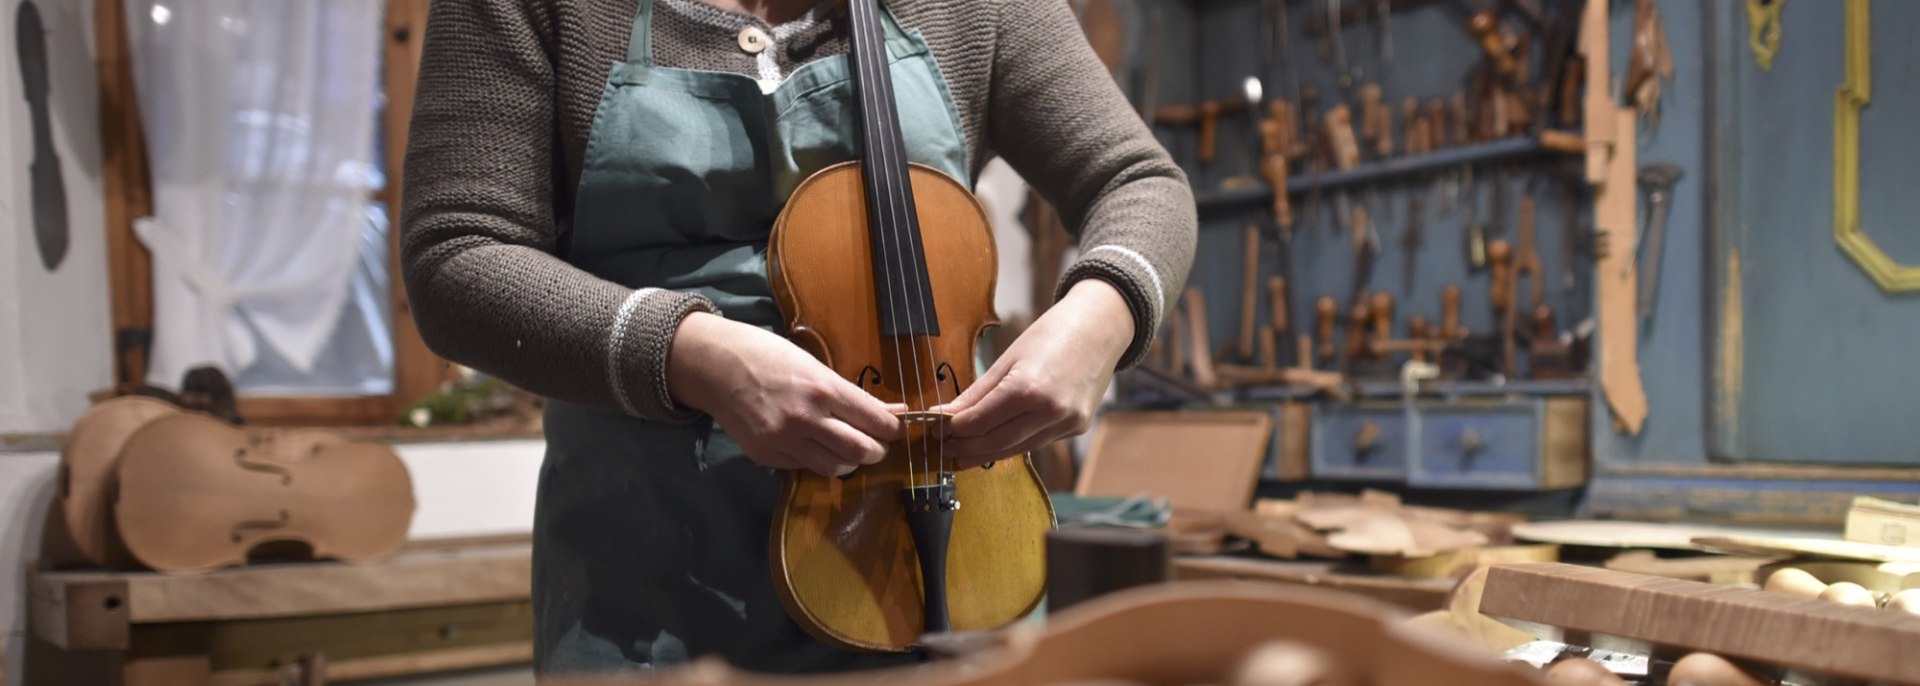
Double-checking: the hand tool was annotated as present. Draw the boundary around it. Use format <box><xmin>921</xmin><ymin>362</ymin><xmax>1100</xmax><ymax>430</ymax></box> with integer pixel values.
<box><xmin>1488</xmin><ymin>239</ymin><xmax>1516</xmax><ymax>378</ymax></box>
<box><xmin>1374</xmin><ymin>96</ymin><xmax>1394</xmax><ymax>159</ymax></box>
<box><xmin>1559</xmin><ymin>178</ymin><xmax>1579</xmax><ymax>305</ymax></box>
<box><xmin>1183</xmin><ymin>288</ymin><xmax>1218</xmax><ymax>388</ymax></box>
<box><xmin>1374</xmin><ymin>0</ymin><xmax>1393</xmax><ymax>72</ymax></box>
<box><xmin>1441</xmin><ymin>284</ymin><xmax>1464</xmax><ymax>341</ymax></box>
<box><xmin>1747</xmin><ymin>0</ymin><xmax>1783</xmax><ymax>71</ymax></box>
<box><xmin>1449</xmin><ymin>92</ymin><xmax>1470</xmax><ymax>145</ymax></box>
<box><xmin>1538</xmin><ymin>130</ymin><xmax>1586</xmax><ymax>154</ymax></box>
<box><xmin>1239</xmin><ymin>226</ymin><xmax>1262</xmax><ymax>360</ymax></box>
<box><xmin>1327</xmin><ymin>0</ymin><xmax>1357</xmax><ymax>90</ymax></box>
<box><xmin>1260</xmin><ymin>326</ymin><xmax>1278</xmax><ymax>370</ymax></box>
<box><xmin>1426</xmin><ymin>98</ymin><xmax>1449</xmax><ymax>149</ymax></box>
<box><xmin>1315</xmin><ymin>296</ymin><xmax>1338</xmax><ymax>365</ymax></box>
<box><xmin>1635</xmin><ymin>163</ymin><xmax>1682</xmax><ymax>330</ymax></box>
<box><xmin>1324</xmin><ymin>106</ymin><xmax>1362</xmax><ymax>239</ymax></box>
<box><xmin>1401</xmin><ymin>97</ymin><xmax>1424</xmax><ymax>154</ymax></box>
<box><xmin>1624</xmin><ymin>0</ymin><xmax>1673</xmax><ymax>127</ymax></box>
<box><xmin>1407</xmin><ymin>315</ymin><xmax>1431</xmax><ymax>364</ymax></box>
<box><xmin>1369</xmin><ymin>291</ymin><xmax>1394</xmax><ymax>356</ymax></box>
<box><xmin>1535</xmin><ymin>1</ymin><xmax>1577</xmax><ymax>133</ymax></box>
<box><xmin>1258</xmin><ymin>102</ymin><xmax>1296</xmax><ymax>234</ymax></box>
<box><xmin>1558</xmin><ymin>58</ymin><xmax>1585</xmax><ymax>128</ymax></box>
<box><xmin>1359</xmin><ymin>84</ymin><xmax>1383</xmax><ymax>149</ymax></box>
<box><xmin>1347</xmin><ymin>204</ymin><xmax>1379</xmax><ymax>309</ymax></box>
<box><xmin>1267</xmin><ymin>275</ymin><xmax>1289</xmax><ymax>340</ymax></box>
<box><xmin>1465</xmin><ymin>175</ymin><xmax>1487</xmax><ymax>270</ymax></box>
<box><xmin>1153</xmin><ymin>99</ymin><xmax>1248</xmax><ymax>165</ymax></box>
<box><xmin>1400</xmin><ymin>193</ymin><xmax>1423</xmax><ymax>295</ymax></box>
<box><xmin>1516</xmin><ymin>195</ymin><xmax>1544</xmax><ymax>311</ymax></box>
<box><xmin>1343</xmin><ymin>300</ymin><xmax>1371</xmax><ymax>370</ymax></box>
<box><xmin>1468</xmin><ymin>12</ymin><xmax>1520</xmax><ymax>81</ymax></box>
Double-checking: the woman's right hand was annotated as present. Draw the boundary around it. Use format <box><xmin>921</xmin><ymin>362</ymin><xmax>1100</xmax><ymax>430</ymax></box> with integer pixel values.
<box><xmin>665</xmin><ymin>312</ymin><xmax>902</xmax><ymax>475</ymax></box>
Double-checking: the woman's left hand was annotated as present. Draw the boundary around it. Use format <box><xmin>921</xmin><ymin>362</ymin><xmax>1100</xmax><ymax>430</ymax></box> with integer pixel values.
<box><xmin>933</xmin><ymin>279</ymin><xmax>1136</xmax><ymax>469</ymax></box>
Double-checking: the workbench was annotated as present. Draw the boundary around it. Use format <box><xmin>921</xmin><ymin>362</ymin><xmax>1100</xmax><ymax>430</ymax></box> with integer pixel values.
<box><xmin>27</xmin><ymin>539</ymin><xmax>532</xmax><ymax>685</ymax></box>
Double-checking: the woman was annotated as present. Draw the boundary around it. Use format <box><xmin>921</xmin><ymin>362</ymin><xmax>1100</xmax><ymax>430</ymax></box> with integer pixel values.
<box><xmin>402</xmin><ymin>0</ymin><xmax>1195</xmax><ymax>675</ymax></box>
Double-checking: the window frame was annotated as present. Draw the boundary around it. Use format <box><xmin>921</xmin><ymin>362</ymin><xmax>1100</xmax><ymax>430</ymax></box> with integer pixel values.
<box><xmin>95</xmin><ymin>0</ymin><xmax>446</xmax><ymax>426</ymax></box>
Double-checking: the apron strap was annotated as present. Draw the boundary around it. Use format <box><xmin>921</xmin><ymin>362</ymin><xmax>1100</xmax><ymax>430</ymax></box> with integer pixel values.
<box><xmin>625</xmin><ymin>0</ymin><xmax>910</xmax><ymax>66</ymax></box>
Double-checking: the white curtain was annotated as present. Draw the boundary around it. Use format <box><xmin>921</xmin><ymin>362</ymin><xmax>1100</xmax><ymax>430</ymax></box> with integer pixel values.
<box><xmin>124</xmin><ymin>0</ymin><xmax>384</xmax><ymax>387</ymax></box>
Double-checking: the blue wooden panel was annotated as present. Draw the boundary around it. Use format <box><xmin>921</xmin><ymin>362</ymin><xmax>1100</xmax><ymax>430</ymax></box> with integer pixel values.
<box><xmin>1710</xmin><ymin>0</ymin><xmax>1920</xmax><ymax>464</ymax></box>
<box><xmin>1410</xmin><ymin>400</ymin><xmax>1542</xmax><ymax>489</ymax></box>
<box><xmin>1310</xmin><ymin>402</ymin><xmax>1409</xmax><ymax>481</ymax></box>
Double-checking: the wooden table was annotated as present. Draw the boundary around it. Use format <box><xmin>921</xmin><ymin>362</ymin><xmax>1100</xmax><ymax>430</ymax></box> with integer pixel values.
<box><xmin>28</xmin><ymin>540</ymin><xmax>532</xmax><ymax>685</ymax></box>
<box><xmin>1173</xmin><ymin>556</ymin><xmax>1456</xmax><ymax>613</ymax></box>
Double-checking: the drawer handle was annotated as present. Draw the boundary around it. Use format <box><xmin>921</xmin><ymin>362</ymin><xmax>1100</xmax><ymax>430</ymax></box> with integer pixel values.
<box><xmin>1354</xmin><ymin>421</ymin><xmax>1382</xmax><ymax>458</ymax></box>
<box><xmin>1459</xmin><ymin>429</ymin><xmax>1486</xmax><ymax>457</ymax></box>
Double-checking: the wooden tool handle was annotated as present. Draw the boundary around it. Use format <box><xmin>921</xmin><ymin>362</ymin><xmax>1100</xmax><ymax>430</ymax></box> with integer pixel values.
<box><xmin>1374</xmin><ymin>101</ymin><xmax>1394</xmax><ymax>159</ymax></box>
<box><xmin>1260</xmin><ymin>112</ymin><xmax>1294</xmax><ymax>229</ymax></box>
<box><xmin>1469</xmin><ymin>13</ymin><xmax>1519</xmax><ymax>79</ymax></box>
<box><xmin>1448</xmin><ymin>93</ymin><xmax>1469</xmax><ymax>147</ymax></box>
<box><xmin>1488</xmin><ymin>239</ymin><xmax>1514</xmax><ymax>314</ymax></box>
<box><xmin>1441</xmin><ymin>284</ymin><xmax>1462</xmax><ymax>339</ymax></box>
<box><xmin>1259</xmin><ymin>326</ymin><xmax>1278</xmax><ymax>370</ymax></box>
<box><xmin>1506</xmin><ymin>86</ymin><xmax>1532</xmax><ymax>133</ymax></box>
<box><xmin>1198</xmin><ymin>101</ymin><xmax>1220</xmax><ymax>165</ymax></box>
<box><xmin>1369</xmin><ymin>291</ymin><xmax>1393</xmax><ymax>344</ymax></box>
<box><xmin>1315</xmin><ymin>296</ymin><xmax>1337</xmax><ymax>362</ymax></box>
<box><xmin>1184</xmin><ymin>288</ymin><xmax>1216</xmax><ymax>388</ymax></box>
<box><xmin>1559</xmin><ymin>59</ymin><xmax>1585</xmax><ymax>128</ymax></box>
<box><xmin>1267</xmin><ymin>276</ymin><xmax>1288</xmax><ymax>335</ymax></box>
<box><xmin>1402</xmin><ymin>97</ymin><xmax>1427</xmax><ymax>155</ymax></box>
<box><xmin>1408</xmin><ymin>315</ymin><xmax>1431</xmax><ymax>363</ymax></box>
<box><xmin>1538</xmin><ymin>130</ymin><xmax>1585</xmax><ymax>154</ymax></box>
<box><xmin>1325</xmin><ymin>105</ymin><xmax>1361</xmax><ymax>170</ymax></box>
<box><xmin>1151</xmin><ymin>102</ymin><xmax>1201</xmax><ymax>124</ymax></box>
<box><xmin>1345</xmin><ymin>302</ymin><xmax>1371</xmax><ymax>363</ymax></box>
<box><xmin>1239</xmin><ymin>227</ymin><xmax>1260</xmax><ymax>360</ymax></box>
<box><xmin>1531</xmin><ymin>303</ymin><xmax>1556</xmax><ymax>341</ymax></box>
<box><xmin>1519</xmin><ymin>197</ymin><xmax>1544</xmax><ymax>309</ymax></box>
<box><xmin>1351</xmin><ymin>205</ymin><xmax>1370</xmax><ymax>253</ymax></box>
<box><xmin>1426</xmin><ymin>99</ymin><xmax>1448</xmax><ymax>149</ymax></box>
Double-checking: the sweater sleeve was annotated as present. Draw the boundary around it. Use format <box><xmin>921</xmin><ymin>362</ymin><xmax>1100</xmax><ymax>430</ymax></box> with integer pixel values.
<box><xmin>984</xmin><ymin>0</ymin><xmax>1197</xmax><ymax>370</ymax></box>
<box><xmin>400</xmin><ymin>0</ymin><xmax>713</xmax><ymax>421</ymax></box>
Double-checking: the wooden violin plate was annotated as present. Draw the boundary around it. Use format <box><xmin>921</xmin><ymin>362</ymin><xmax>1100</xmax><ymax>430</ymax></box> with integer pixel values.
<box><xmin>60</xmin><ymin>396</ymin><xmax>182</xmax><ymax>568</ymax></box>
<box><xmin>114</xmin><ymin>414</ymin><xmax>416</xmax><ymax>573</ymax></box>
<box><xmin>1077</xmin><ymin>411</ymin><xmax>1272</xmax><ymax>513</ymax></box>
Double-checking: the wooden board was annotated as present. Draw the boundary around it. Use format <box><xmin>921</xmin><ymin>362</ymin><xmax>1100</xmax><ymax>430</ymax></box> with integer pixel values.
<box><xmin>1078</xmin><ymin>411</ymin><xmax>1271</xmax><ymax>513</ymax></box>
<box><xmin>1510</xmin><ymin>520</ymin><xmax>1785</xmax><ymax>550</ymax></box>
<box><xmin>32</xmin><ymin>542</ymin><xmax>531</xmax><ymax>649</ymax></box>
<box><xmin>1173</xmin><ymin>556</ymin><xmax>1453</xmax><ymax>613</ymax></box>
<box><xmin>1603</xmin><ymin>550</ymin><xmax>1774</xmax><ymax>585</ymax></box>
<box><xmin>1479</xmin><ymin>563</ymin><xmax>1920</xmax><ymax>684</ymax></box>
<box><xmin>1370</xmin><ymin>544</ymin><xmax>1560</xmax><ymax>580</ymax></box>
<box><xmin>1845</xmin><ymin>496</ymin><xmax>1920</xmax><ymax>548</ymax></box>
<box><xmin>1595</xmin><ymin>108</ymin><xmax>1645</xmax><ymax>434</ymax></box>
<box><xmin>1693</xmin><ymin>534</ymin><xmax>1920</xmax><ymax>564</ymax></box>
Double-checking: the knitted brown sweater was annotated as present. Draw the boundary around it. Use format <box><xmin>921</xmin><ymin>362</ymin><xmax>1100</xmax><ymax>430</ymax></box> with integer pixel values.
<box><xmin>401</xmin><ymin>0</ymin><xmax>1196</xmax><ymax>420</ymax></box>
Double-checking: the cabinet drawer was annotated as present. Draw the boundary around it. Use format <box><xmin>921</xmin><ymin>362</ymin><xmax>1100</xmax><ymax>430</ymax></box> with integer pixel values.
<box><xmin>1310</xmin><ymin>403</ymin><xmax>1409</xmax><ymax>481</ymax></box>
<box><xmin>1410</xmin><ymin>402</ymin><xmax>1542</xmax><ymax>489</ymax></box>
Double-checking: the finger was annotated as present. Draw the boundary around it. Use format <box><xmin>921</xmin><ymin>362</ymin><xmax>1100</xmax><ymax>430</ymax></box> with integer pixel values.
<box><xmin>814</xmin><ymin>418</ymin><xmax>889</xmax><ymax>466</ymax></box>
<box><xmin>828</xmin><ymin>382</ymin><xmax>905</xmax><ymax>442</ymax></box>
<box><xmin>944</xmin><ymin>409</ymin><xmax>1053</xmax><ymax>463</ymax></box>
<box><xmin>943</xmin><ymin>375</ymin><xmax>1031</xmax><ymax>438</ymax></box>
<box><xmin>783</xmin><ymin>440</ymin><xmax>852</xmax><ymax>478</ymax></box>
<box><xmin>932</xmin><ymin>357</ymin><xmax>1010</xmax><ymax>416</ymax></box>
<box><xmin>954</xmin><ymin>421</ymin><xmax>1075</xmax><ymax>471</ymax></box>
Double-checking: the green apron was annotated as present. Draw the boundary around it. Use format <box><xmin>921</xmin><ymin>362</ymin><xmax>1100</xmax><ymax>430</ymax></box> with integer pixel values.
<box><xmin>534</xmin><ymin>0</ymin><xmax>971</xmax><ymax>674</ymax></box>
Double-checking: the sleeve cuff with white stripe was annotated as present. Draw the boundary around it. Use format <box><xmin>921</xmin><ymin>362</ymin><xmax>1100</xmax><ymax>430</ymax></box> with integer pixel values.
<box><xmin>1055</xmin><ymin>245</ymin><xmax>1168</xmax><ymax>371</ymax></box>
<box><xmin>606</xmin><ymin>287</ymin><xmax>719</xmax><ymax>422</ymax></box>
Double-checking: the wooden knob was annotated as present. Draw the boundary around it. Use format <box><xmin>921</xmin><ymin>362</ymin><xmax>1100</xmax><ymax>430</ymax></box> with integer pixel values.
<box><xmin>1488</xmin><ymin>239</ymin><xmax>1513</xmax><ymax>314</ymax></box>
<box><xmin>1354</xmin><ymin>421</ymin><xmax>1381</xmax><ymax>452</ymax></box>
<box><xmin>1531</xmin><ymin>304</ymin><xmax>1556</xmax><ymax>341</ymax></box>
<box><xmin>1370</xmin><ymin>292</ymin><xmax>1393</xmax><ymax>343</ymax></box>
<box><xmin>1459</xmin><ymin>428</ymin><xmax>1485</xmax><ymax>454</ymax></box>
<box><xmin>1315</xmin><ymin>296</ymin><xmax>1337</xmax><ymax>362</ymax></box>
<box><xmin>1468</xmin><ymin>13</ymin><xmax>1518</xmax><ymax>79</ymax></box>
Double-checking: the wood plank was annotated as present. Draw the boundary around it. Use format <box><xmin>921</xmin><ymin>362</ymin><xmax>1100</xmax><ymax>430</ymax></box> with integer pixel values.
<box><xmin>207</xmin><ymin>643</ymin><xmax>532</xmax><ymax>686</ymax></box>
<box><xmin>1603</xmin><ymin>551</ymin><xmax>1774</xmax><ymax>585</ymax></box>
<box><xmin>1539</xmin><ymin>397</ymin><xmax>1588</xmax><ymax>489</ymax></box>
<box><xmin>1511</xmin><ymin>520</ymin><xmax>1786</xmax><ymax>551</ymax></box>
<box><xmin>127</xmin><ymin>600</ymin><xmax>533</xmax><ymax>674</ymax></box>
<box><xmin>35</xmin><ymin>543</ymin><xmax>529</xmax><ymax>628</ymax></box>
<box><xmin>1077</xmin><ymin>411</ymin><xmax>1270</xmax><ymax>512</ymax></box>
<box><xmin>1173</xmin><ymin>556</ymin><xmax>1452</xmax><ymax>612</ymax></box>
<box><xmin>95</xmin><ymin>0</ymin><xmax>155</xmax><ymax>386</ymax></box>
<box><xmin>123</xmin><ymin>656</ymin><xmax>211</xmax><ymax>686</ymax></box>
<box><xmin>29</xmin><ymin>572</ymin><xmax>131</xmax><ymax>649</ymax></box>
<box><xmin>1369</xmin><ymin>544</ymin><xmax>1559</xmax><ymax>580</ymax></box>
<box><xmin>1594</xmin><ymin>108</ymin><xmax>1644</xmax><ymax>434</ymax></box>
<box><xmin>1693</xmin><ymin>534</ymin><xmax>1920</xmax><ymax>564</ymax></box>
<box><xmin>1479</xmin><ymin>563</ymin><xmax>1920</xmax><ymax>684</ymax></box>
<box><xmin>1275</xmin><ymin>403</ymin><xmax>1309</xmax><ymax>481</ymax></box>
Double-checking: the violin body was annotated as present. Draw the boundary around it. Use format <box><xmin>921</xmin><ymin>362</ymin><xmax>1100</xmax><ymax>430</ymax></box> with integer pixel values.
<box><xmin>768</xmin><ymin>162</ymin><xmax>1055</xmax><ymax>652</ymax></box>
<box><xmin>114</xmin><ymin>413</ymin><xmax>415</xmax><ymax>573</ymax></box>
<box><xmin>60</xmin><ymin>396</ymin><xmax>184</xmax><ymax>569</ymax></box>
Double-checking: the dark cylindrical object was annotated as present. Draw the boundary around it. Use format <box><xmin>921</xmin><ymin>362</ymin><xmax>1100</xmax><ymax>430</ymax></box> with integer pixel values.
<box><xmin>1046</xmin><ymin>526</ymin><xmax>1171</xmax><ymax>613</ymax></box>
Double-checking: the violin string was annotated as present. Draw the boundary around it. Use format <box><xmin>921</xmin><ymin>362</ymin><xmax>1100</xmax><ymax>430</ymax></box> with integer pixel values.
<box><xmin>867</xmin><ymin>21</ymin><xmax>953</xmax><ymax>481</ymax></box>
<box><xmin>852</xmin><ymin>0</ymin><xmax>932</xmax><ymax>488</ymax></box>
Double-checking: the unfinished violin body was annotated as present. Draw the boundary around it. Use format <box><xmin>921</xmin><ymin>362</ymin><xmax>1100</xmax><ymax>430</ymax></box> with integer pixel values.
<box><xmin>60</xmin><ymin>396</ymin><xmax>184</xmax><ymax>568</ymax></box>
<box><xmin>114</xmin><ymin>413</ymin><xmax>415</xmax><ymax>573</ymax></box>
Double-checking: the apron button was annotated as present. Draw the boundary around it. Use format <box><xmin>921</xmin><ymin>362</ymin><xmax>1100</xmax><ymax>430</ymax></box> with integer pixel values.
<box><xmin>738</xmin><ymin>26</ymin><xmax>770</xmax><ymax>55</ymax></box>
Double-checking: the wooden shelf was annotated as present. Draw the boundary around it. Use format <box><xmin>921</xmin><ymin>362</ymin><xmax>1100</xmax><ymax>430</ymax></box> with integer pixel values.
<box><xmin>1195</xmin><ymin>133</ymin><xmax>1581</xmax><ymax>216</ymax></box>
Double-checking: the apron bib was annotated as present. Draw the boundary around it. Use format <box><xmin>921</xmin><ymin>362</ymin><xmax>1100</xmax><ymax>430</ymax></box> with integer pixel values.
<box><xmin>534</xmin><ymin>0</ymin><xmax>970</xmax><ymax>674</ymax></box>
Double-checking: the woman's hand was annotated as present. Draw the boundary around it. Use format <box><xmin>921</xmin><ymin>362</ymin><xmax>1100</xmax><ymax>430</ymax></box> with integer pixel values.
<box><xmin>667</xmin><ymin>313</ymin><xmax>903</xmax><ymax>476</ymax></box>
<box><xmin>933</xmin><ymin>280</ymin><xmax>1135</xmax><ymax>469</ymax></box>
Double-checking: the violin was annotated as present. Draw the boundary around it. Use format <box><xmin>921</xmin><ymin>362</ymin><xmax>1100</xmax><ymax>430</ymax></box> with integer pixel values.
<box><xmin>114</xmin><ymin>413</ymin><xmax>415</xmax><ymax>573</ymax></box>
<box><xmin>764</xmin><ymin>0</ymin><xmax>1055</xmax><ymax>652</ymax></box>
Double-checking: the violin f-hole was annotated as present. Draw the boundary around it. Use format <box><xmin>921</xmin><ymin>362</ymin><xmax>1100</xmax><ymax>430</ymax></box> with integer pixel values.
<box><xmin>934</xmin><ymin>362</ymin><xmax>960</xmax><ymax>398</ymax></box>
<box><xmin>232</xmin><ymin>448</ymin><xmax>294</xmax><ymax>486</ymax></box>
<box><xmin>230</xmin><ymin>509</ymin><xmax>290</xmax><ymax>542</ymax></box>
<box><xmin>855</xmin><ymin>365</ymin><xmax>885</xmax><ymax>392</ymax></box>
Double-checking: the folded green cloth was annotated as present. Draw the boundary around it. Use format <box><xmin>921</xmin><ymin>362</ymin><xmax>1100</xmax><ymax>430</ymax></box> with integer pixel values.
<box><xmin>1048</xmin><ymin>492</ymin><xmax>1172</xmax><ymax>529</ymax></box>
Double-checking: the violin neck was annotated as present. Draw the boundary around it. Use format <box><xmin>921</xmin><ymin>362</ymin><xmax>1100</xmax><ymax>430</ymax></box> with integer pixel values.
<box><xmin>846</xmin><ymin>0</ymin><xmax>940</xmax><ymax>337</ymax></box>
